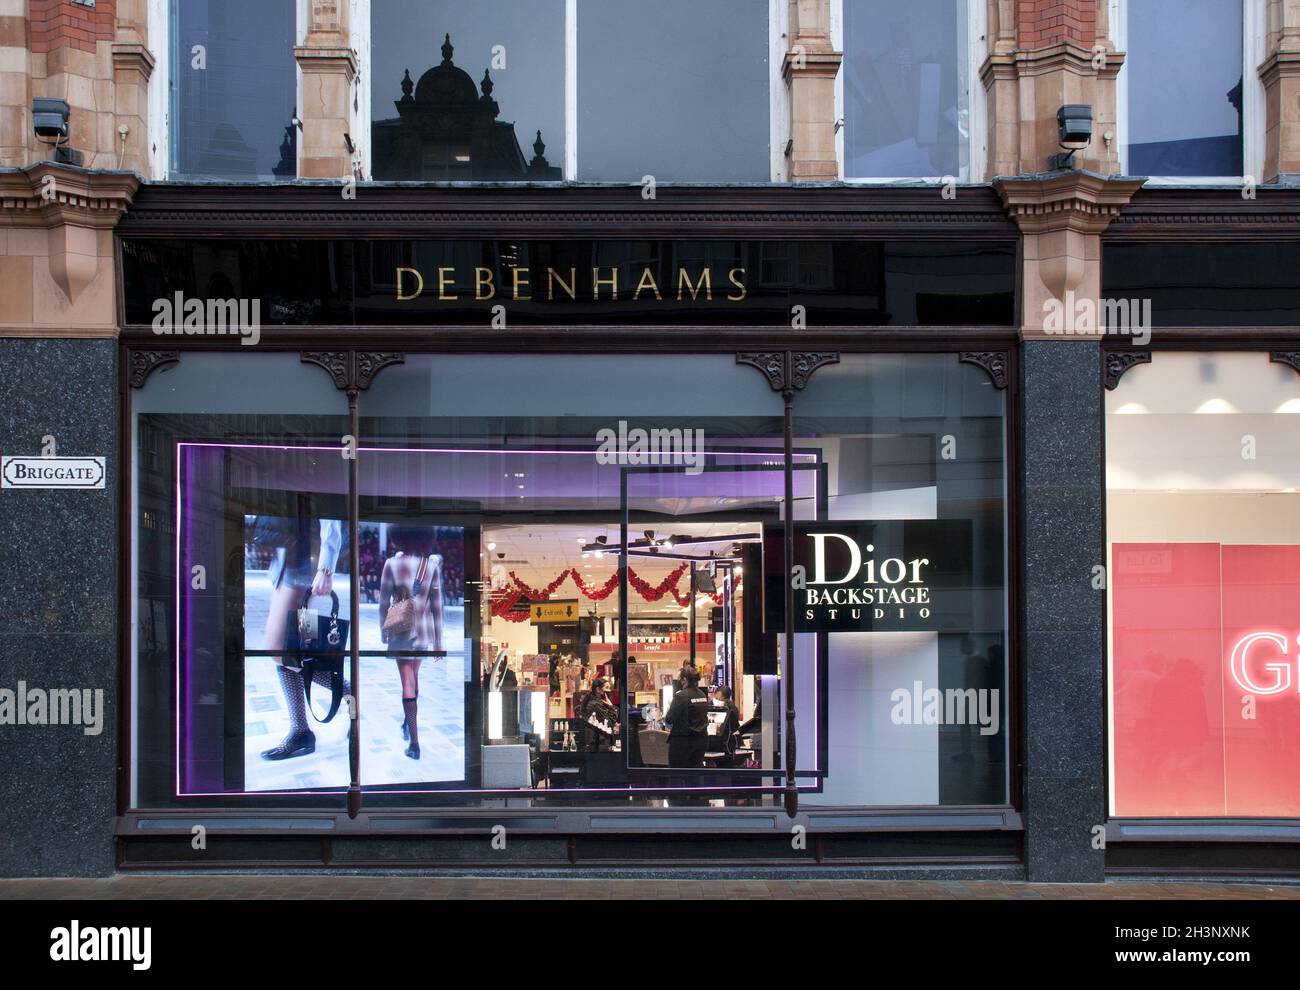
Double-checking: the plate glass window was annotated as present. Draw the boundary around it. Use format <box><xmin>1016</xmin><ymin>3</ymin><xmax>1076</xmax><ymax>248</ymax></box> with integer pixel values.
<box><xmin>370</xmin><ymin>0</ymin><xmax>566</xmax><ymax>181</ymax></box>
<box><xmin>1106</xmin><ymin>353</ymin><xmax>1300</xmax><ymax>817</ymax></box>
<box><xmin>575</xmin><ymin>0</ymin><xmax>770</xmax><ymax>181</ymax></box>
<box><xmin>842</xmin><ymin>0</ymin><xmax>970</xmax><ymax>179</ymax></box>
<box><xmin>1125</xmin><ymin>0</ymin><xmax>1243</xmax><ymax>177</ymax></box>
<box><xmin>170</xmin><ymin>0</ymin><xmax>298</xmax><ymax>180</ymax></box>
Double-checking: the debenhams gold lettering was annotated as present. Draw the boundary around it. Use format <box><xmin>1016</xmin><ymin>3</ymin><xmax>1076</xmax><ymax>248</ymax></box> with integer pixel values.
<box><xmin>395</xmin><ymin>265</ymin><xmax>748</xmax><ymax>303</ymax></box>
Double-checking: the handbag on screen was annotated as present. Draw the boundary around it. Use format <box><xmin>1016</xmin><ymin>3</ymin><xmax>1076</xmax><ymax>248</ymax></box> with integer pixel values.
<box><xmin>293</xmin><ymin>590</ymin><xmax>350</xmax><ymax>723</ymax></box>
<box><xmin>381</xmin><ymin>555</ymin><xmax>429</xmax><ymax>638</ymax></box>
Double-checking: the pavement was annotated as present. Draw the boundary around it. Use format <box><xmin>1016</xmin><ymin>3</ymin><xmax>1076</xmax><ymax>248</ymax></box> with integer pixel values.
<box><xmin>1</xmin><ymin>876</ymin><xmax>1297</xmax><ymax>899</ymax></box>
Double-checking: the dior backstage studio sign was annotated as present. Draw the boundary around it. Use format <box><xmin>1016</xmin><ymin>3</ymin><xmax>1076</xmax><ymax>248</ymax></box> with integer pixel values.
<box><xmin>792</xmin><ymin>521</ymin><xmax>972</xmax><ymax>633</ymax></box>
<box><xmin>2</xmin><ymin>456</ymin><xmax>105</xmax><ymax>489</ymax></box>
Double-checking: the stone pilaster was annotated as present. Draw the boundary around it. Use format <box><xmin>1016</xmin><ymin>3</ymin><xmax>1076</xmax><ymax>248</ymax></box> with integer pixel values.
<box><xmin>982</xmin><ymin>0</ymin><xmax>1124</xmax><ymax>177</ymax></box>
<box><xmin>1261</xmin><ymin>0</ymin><xmax>1300</xmax><ymax>182</ymax></box>
<box><xmin>111</xmin><ymin>0</ymin><xmax>154</xmax><ymax>177</ymax></box>
<box><xmin>0</xmin><ymin>0</ymin><xmax>28</xmax><ymax>168</ymax></box>
<box><xmin>295</xmin><ymin>0</ymin><xmax>357</xmax><ymax>180</ymax></box>
<box><xmin>995</xmin><ymin>172</ymin><xmax>1144</xmax><ymax>339</ymax></box>
<box><xmin>0</xmin><ymin>162</ymin><xmax>138</xmax><ymax>338</ymax></box>
<box><xmin>782</xmin><ymin>0</ymin><xmax>840</xmax><ymax>181</ymax></box>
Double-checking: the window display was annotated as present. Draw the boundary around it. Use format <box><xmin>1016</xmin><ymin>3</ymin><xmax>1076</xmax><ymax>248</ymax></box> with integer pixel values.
<box><xmin>132</xmin><ymin>351</ymin><xmax>1010</xmax><ymax>810</ymax></box>
<box><xmin>1107</xmin><ymin>353</ymin><xmax>1300</xmax><ymax>817</ymax></box>
<box><xmin>240</xmin><ymin>514</ymin><xmax>467</xmax><ymax>792</ymax></box>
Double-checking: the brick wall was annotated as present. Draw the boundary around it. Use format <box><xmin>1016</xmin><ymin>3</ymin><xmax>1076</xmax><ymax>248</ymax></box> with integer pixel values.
<box><xmin>30</xmin><ymin>0</ymin><xmax>115</xmax><ymax>55</ymax></box>
<box><xmin>1017</xmin><ymin>0</ymin><xmax>1097</xmax><ymax>50</ymax></box>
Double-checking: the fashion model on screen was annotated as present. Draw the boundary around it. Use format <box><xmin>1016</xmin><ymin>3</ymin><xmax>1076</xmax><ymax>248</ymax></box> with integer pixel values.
<box><xmin>253</xmin><ymin>514</ymin><xmax>345</xmax><ymax>761</ymax></box>
<box><xmin>378</xmin><ymin>526</ymin><xmax>444</xmax><ymax>760</ymax></box>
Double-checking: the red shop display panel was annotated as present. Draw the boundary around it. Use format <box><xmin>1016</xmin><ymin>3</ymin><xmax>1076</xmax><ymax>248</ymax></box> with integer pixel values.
<box><xmin>1112</xmin><ymin>543</ymin><xmax>1300</xmax><ymax>817</ymax></box>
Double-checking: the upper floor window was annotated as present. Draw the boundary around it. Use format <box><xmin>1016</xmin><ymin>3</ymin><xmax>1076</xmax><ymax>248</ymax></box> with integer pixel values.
<box><xmin>1122</xmin><ymin>0</ymin><xmax>1245</xmax><ymax>178</ymax></box>
<box><xmin>368</xmin><ymin>0</ymin><xmax>771</xmax><ymax>182</ymax></box>
<box><xmin>840</xmin><ymin>0</ymin><xmax>972</xmax><ymax>180</ymax></box>
<box><xmin>370</xmin><ymin>0</ymin><xmax>565</xmax><ymax>181</ymax></box>
<box><xmin>171</xmin><ymin>0</ymin><xmax>298</xmax><ymax>180</ymax></box>
<box><xmin>575</xmin><ymin>0</ymin><xmax>769</xmax><ymax>181</ymax></box>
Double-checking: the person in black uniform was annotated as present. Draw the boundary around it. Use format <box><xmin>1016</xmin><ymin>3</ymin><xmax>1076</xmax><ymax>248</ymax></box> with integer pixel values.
<box><xmin>713</xmin><ymin>684</ymin><xmax>742</xmax><ymax>765</ymax></box>
<box><xmin>664</xmin><ymin>665</ymin><xmax>709</xmax><ymax>768</ymax></box>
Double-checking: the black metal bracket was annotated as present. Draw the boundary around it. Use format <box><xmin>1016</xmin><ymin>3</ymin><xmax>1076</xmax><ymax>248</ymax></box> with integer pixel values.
<box><xmin>128</xmin><ymin>349</ymin><xmax>180</xmax><ymax>388</ymax></box>
<box><xmin>1102</xmin><ymin>350</ymin><xmax>1152</xmax><ymax>390</ymax></box>
<box><xmin>1269</xmin><ymin>352</ymin><xmax>1300</xmax><ymax>379</ymax></box>
<box><xmin>300</xmin><ymin>351</ymin><xmax>405</xmax><ymax>395</ymax></box>
<box><xmin>959</xmin><ymin>351</ymin><xmax>1009</xmax><ymax>390</ymax></box>
<box><xmin>735</xmin><ymin>351</ymin><xmax>840</xmax><ymax>396</ymax></box>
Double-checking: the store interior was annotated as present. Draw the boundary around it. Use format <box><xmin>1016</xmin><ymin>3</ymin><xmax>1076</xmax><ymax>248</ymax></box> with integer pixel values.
<box><xmin>479</xmin><ymin>520</ymin><xmax>775</xmax><ymax>787</ymax></box>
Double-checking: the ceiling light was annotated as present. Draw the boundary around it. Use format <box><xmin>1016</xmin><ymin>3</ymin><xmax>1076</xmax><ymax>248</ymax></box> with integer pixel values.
<box><xmin>1194</xmin><ymin>398</ymin><xmax>1238</xmax><ymax>414</ymax></box>
<box><xmin>487</xmin><ymin>542</ymin><xmax>496</xmax><ymax>551</ymax></box>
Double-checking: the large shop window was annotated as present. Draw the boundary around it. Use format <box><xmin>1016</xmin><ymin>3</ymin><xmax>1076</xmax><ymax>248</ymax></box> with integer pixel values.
<box><xmin>1107</xmin><ymin>353</ymin><xmax>1300</xmax><ymax>818</ymax></box>
<box><xmin>841</xmin><ymin>0</ymin><xmax>970</xmax><ymax>180</ymax></box>
<box><xmin>132</xmin><ymin>351</ymin><xmax>1008</xmax><ymax>810</ymax></box>
<box><xmin>369</xmin><ymin>0</ymin><xmax>770</xmax><ymax>181</ymax></box>
<box><xmin>171</xmin><ymin>0</ymin><xmax>298</xmax><ymax>180</ymax></box>
<box><xmin>1123</xmin><ymin>0</ymin><xmax>1244</xmax><ymax>177</ymax></box>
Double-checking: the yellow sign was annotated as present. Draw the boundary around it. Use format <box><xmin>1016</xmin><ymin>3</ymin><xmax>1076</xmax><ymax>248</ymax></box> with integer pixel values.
<box><xmin>530</xmin><ymin>600</ymin><xmax>579</xmax><ymax>624</ymax></box>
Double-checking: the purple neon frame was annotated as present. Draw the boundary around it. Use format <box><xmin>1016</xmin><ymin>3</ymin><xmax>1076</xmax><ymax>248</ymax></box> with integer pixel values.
<box><xmin>173</xmin><ymin>440</ymin><xmax>826</xmax><ymax>798</ymax></box>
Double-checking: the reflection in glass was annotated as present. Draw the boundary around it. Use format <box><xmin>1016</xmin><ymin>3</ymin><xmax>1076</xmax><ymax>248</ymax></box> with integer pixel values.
<box><xmin>843</xmin><ymin>0</ymin><xmax>969</xmax><ymax>178</ymax></box>
<box><xmin>371</xmin><ymin>1</ymin><xmax>564</xmax><ymax>180</ymax></box>
<box><xmin>1126</xmin><ymin>0</ymin><xmax>1242</xmax><ymax>176</ymax></box>
<box><xmin>172</xmin><ymin>0</ymin><xmax>297</xmax><ymax>179</ymax></box>
<box><xmin>576</xmin><ymin>0</ymin><xmax>769</xmax><ymax>181</ymax></box>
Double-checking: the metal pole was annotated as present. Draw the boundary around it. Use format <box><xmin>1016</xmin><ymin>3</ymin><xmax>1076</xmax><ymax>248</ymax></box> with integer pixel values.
<box><xmin>783</xmin><ymin>369</ymin><xmax>797</xmax><ymax>818</ymax></box>
<box><xmin>689</xmin><ymin>562</ymin><xmax>697</xmax><ymax>668</ymax></box>
<box><xmin>346</xmin><ymin>385</ymin><xmax>362</xmax><ymax>819</ymax></box>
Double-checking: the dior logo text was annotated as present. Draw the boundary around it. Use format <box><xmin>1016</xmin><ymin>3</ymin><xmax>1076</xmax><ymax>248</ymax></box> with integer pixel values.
<box><xmin>0</xmin><ymin>682</ymin><xmax>104</xmax><ymax>735</ymax></box>
<box><xmin>50</xmin><ymin>921</ymin><xmax>151</xmax><ymax>970</ymax></box>
<box><xmin>151</xmin><ymin>292</ymin><xmax>262</xmax><ymax>346</ymax></box>
<box><xmin>595</xmin><ymin>421</ymin><xmax>706</xmax><ymax>475</ymax></box>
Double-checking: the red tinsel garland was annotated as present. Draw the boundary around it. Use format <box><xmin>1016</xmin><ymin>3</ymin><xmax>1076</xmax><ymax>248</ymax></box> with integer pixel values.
<box><xmin>508</xmin><ymin>569</ymin><xmax>570</xmax><ymax>602</ymax></box>
<box><xmin>489</xmin><ymin>564</ymin><xmax>720</xmax><ymax>622</ymax></box>
<box><xmin>569</xmin><ymin>569</ymin><xmax>620</xmax><ymax>600</ymax></box>
<box><xmin>626</xmin><ymin>562</ymin><xmax>688</xmax><ymax>601</ymax></box>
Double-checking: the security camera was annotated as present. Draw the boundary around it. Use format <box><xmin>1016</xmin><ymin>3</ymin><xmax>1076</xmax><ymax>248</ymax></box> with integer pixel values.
<box><xmin>32</xmin><ymin>98</ymin><xmax>70</xmax><ymax>140</ymax></box>
<box><xmin>1049</xmin><ymin>104</ymin><xmax>1092</xmax><ymax>170</ymax></box>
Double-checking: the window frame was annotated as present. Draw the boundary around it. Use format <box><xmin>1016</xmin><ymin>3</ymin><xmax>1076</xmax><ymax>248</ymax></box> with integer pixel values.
<box><xmin>1114</xmin><ymin>0</ymin><xmax>1266</xmax><ymax>186</ymax></box>
<box><xmin>830</xmin><ymin>0</ymin><xmax>987</xmax><ymax>185</ymax></box>
<box><xmin>163</xmin><ymin>0</ymin><xmax>304</xmax><ymax>181</ymax></box>
<box><xmin>358</xmin><ymin>0</ymin><xmax>784</xmax><ymax>182</ymax></box>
